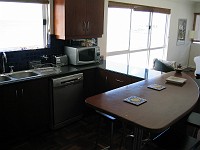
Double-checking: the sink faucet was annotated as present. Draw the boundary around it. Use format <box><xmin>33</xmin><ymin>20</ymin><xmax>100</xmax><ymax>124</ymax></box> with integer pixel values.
<box><xmin>1</xmin><ymin>52</ymin><xmax>7</xmax><ymax>73</ymax></box>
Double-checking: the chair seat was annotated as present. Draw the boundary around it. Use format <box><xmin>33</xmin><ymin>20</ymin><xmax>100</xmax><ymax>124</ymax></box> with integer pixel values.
<box><xmin>152</xmin><ymin>128</ymin><xmax>200</xmax><ymax>150</ymax></box>
<box><xmin>187</xmin><ymin>112</ymin><xmax>200</xmax><ymax>128</ymax></box>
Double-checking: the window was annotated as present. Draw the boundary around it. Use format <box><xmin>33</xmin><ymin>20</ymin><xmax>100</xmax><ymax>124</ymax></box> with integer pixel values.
<box><xmin>107</xmin><ymin>2</ymin><xmax>170</xmax><ymax>69</ymax></box>
<box><xmin>193</xmin><ymin>13</ymin><xmax>200</xmax><ymax>42</ymax></box>
<box><xmin>0</xmin><ymin>1</ymin><xmax>49</xmax><ymax>51</ymax></box>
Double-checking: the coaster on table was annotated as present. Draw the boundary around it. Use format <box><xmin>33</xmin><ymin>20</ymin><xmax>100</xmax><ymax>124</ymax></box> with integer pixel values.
<box><xmin>147</xmin><ymin>84</ymin><xmax>166</xmax><ymax>91</ymax></box>
<box><xmin>123</xmin><ymin>96</ymin><xmax>147</xmax><ymax>106</ymax></box>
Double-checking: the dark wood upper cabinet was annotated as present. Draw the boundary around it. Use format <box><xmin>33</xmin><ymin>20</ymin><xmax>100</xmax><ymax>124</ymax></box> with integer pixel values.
<box><xmin>54</xmin><ymin>0</ymin><xmax>104</xmax><ymax>39</ymax></box>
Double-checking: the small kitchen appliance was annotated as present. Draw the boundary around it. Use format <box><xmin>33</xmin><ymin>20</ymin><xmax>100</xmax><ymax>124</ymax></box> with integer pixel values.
<box><xmin>64</xmin><ymin>46</ymin><xmax>100</xmax><ymax>65</ymax></box>
<box><xmin>55</xmin><ymin>55</ymin><xmax>68</xmax><ymax>66</ymax></box>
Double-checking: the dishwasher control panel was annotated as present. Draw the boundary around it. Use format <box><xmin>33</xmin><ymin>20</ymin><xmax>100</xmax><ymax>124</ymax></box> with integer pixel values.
<box><xmin>52</xmin><ymin>73</ymin><xmax>83</xmax><ymax>87</ymax></box>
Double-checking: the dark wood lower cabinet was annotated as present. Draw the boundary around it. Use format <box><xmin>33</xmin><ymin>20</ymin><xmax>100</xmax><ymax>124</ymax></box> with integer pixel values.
<box><xmin>1</xmin><ymin>78</ymin><xmax>50</xmax><ymax>142</ymax></box>
<box><xmin>95</xmin><ymin>68</ymin><xmax>143</xmax><ymax>94</ymax></box>
<box><xmin>83</xmin><ymin>69</ymin><xmax>96</xmax><ymax>98</ymax></box>
<box><xmin>0</xmin><ymin>67</ymin><xmax>143</xmax><ymax>145</ymax></box>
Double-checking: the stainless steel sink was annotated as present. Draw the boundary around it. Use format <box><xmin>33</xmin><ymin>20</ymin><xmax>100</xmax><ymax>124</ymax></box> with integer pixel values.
<box><xmin>33</xmin><ymin>67</ymin><xmax>61</xmax><ymax>75</ymax></box>
<box><xmin>0</xmin><ymin>75</ymin><xmax>12</xmax><ymax>82</ymax></box>
<box><xmin>8</xmin><ymin>71</ymin><xmax>40</xmax><ymax>79</ymax></box>
<box><xmin>0</xmin><ymin>66</ymin><xmax>59</xmax><ymax>83</ymax></box>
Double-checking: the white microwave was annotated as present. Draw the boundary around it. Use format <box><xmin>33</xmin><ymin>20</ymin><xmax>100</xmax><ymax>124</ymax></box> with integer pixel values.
<box><xmin>64</xmin><ymin>46</ymin><xmax>100</xmax><ymax>65</ymax></box>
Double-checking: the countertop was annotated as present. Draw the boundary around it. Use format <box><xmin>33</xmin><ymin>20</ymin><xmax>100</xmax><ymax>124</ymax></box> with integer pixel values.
<box><xmin>85</xmin><ymin>71</ymin><xmax>199</xmax><ymax>132</ymax></box>
<box><xmin>0</xmin><ymin>60</ymin><xmax>163</xmax><ymax>86</ymax></box>
<box><xmin>67</xmin><ymin>60</ymin><xmax>163</xmax><ymax>79</ymax></box>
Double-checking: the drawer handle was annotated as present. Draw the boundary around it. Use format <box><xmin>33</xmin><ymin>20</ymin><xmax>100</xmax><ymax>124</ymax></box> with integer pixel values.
<box><xmin>116</xmin><ymin>79</ymin><xmax>124</xmax><ymax>83</ymax></box>
<box><xmin>86</xmin><ymin>21</ymin><xmax>89</xmax><ymax>31</ymax></box>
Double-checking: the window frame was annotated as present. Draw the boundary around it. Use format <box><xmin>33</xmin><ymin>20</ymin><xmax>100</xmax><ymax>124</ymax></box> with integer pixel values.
<box><xmin>106</xmin><ymin>1</ymin><xmax>170</xmax><ymax>68</ymax></box>
<box><xmin>193</xmin><ymin>13</ymin><xmax>200</xmax><ymax>43</ymax></box>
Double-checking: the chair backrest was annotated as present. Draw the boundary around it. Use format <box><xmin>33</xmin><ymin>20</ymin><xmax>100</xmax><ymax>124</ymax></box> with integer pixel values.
<box><xmin>194</xmin><ymin>56</ymin><xmax>200</xmax><ymax>76</ymax></box>
<box><xmin>153</xmin><ymin>58</ymin><xmax>176</xmax><ymax>72</ymax></box>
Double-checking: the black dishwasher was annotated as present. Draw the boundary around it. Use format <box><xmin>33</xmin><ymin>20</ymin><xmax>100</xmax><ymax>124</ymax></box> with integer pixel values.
<box><xmin>51</xmin><ymin>73</ymin><xmax>84</xmax><ymax>129</ymax></box>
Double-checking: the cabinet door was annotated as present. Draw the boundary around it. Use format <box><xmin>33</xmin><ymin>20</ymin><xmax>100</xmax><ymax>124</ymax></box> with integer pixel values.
<box><xmin>2</xmin><ymin>79</ymin><xmax>50</xmax><ymax>140</ymax></box>
<box><xmin>95</xmin><ymin>68</ymin><xmax>144</xmax><ymax>93</ymax></box>
<box><xmin>54</xmin><ymin>0</ymin><xmax>104</xmax><ymax>39</ymax></box>
<box><xmin>18</xmin><ymin>79</ymin><xmax>50</xmax><ymax>134</ymax></box>
<box><xmin>2</xmin><ymin>84</ymin><xmax>21</xmax><ymax>140</ymax></box>
<box><xmin>86</xmin><ymin>0</ymin><xmax>104</xmax><ymax>37</ymax></box>
<box><xmin>107</xmin><ymin>72</ymin><xmax>143</xmax><ymax>90</ymax></box>
<box><xmin>95</xmin><ymin>68</ymin><xmax>108</xmax><ymax>94</ymax></box>
<box><xmin>65</xmin><ymin>0</ymin><xmax>86</xmax><ymax>38</ymax></box>
<box><xmin>83</xmin><ymin>69</ymin><xmax>96</xmax><ymax>98</ymax></box>
<box><xmin>106</xmin><ymin>72</ymin><xmax>130</xmax><ymax>90</ymax></box>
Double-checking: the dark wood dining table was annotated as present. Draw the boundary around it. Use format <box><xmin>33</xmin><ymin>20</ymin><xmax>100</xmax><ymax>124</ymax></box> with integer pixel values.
<box><xmin>85</xmin><ymin>71</ymin><xmax>199</xmax><ymax>150</ymax></box>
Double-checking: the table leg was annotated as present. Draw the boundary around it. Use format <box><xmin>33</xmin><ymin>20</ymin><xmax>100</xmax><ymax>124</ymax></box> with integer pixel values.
<box><xmin>133</xmin><ymin>127</ymin><xmax>143</xmax><ymax>150</ymax></box>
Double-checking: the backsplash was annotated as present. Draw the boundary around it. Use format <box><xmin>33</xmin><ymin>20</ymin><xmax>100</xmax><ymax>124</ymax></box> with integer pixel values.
<box><xmin>0</xmin><ymin>35</ymin><xmax>98</xmax><ymax>73</ymax></box>
<box><xmin>2</xmin><ymin>35</ymin><xmax>66</xmax><ymax>72</ymax></box>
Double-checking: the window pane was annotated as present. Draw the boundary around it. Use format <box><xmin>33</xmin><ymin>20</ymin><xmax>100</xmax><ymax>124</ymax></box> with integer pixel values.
<box><xmin>0</xmin><ymin>2</ymin><xmax>44</xmax><ymax>51</ymax></box>
<box><xmin>106</xmin><ymin>54</ymin><xmax>128</xmax><ymax>65</ymax></box>
<box><xmin>107</xmin><ymin>8</ymin><xmax>131</xmax><ymax>52</ymax></box>
<box><xmin>130</xmin><ymin>11</ymin><xmax>150</xmax><ymax>50</ymax></box>
<box><xmin>148</xmin><ymin>49</ymin><xmax>164</xmax><ymax>68</ymax></box>
<box><xmin>106</xmin><ymin>54</ymin><xmax>128</xmax><ymax>73</ymax></box>
<box><xmin>150</xmin><ymin>13</ymin><xmax>167</xmax><ymax>48</ymax></box>
<box><xmin>129</xmin><ymin>51</ymin><xmax>148</xmax><ymax>68</ymax></box>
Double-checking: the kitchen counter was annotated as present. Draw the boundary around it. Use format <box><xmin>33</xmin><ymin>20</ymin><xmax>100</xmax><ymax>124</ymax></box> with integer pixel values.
<box><xmin>98</xmin><ymin>60</ymin><xmax>163</xmax><ymax>79</ymax></box>
<box><xmin>68</xmin><ymin>60</ymin><xmax>162</xmax><ymax>79</ymax></box>
<box><xmin>0</xmin><ymin>60</ymin><xmax>162</xmax><ymax>86</ymax></box>
<box><xmin>85</xmin><ymin>71</ymin><xmax>199</xmax><ymax>149</ymax></box>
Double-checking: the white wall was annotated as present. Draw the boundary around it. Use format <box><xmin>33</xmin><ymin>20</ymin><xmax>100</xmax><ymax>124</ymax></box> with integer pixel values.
<box><xmin>98</xmin><ymin>0</ymin><xmax>195</xmax><ymax>67</ymax></box>
<box><xmin>194</xmin><ymin>3</ymin><xmax>200</xmax><ymax>12</ymax></box>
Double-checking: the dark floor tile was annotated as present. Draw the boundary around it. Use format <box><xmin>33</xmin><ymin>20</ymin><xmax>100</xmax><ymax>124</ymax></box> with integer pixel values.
<box><xmin>3</xmin><ymin>113</ymin><xmax>163</xmax><ymax>150</ymax></box>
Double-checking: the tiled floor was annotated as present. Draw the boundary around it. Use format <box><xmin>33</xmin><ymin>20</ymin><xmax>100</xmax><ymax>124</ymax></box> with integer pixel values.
<box><xmin>3</xmin><ymin>113</ymin><xmax>125</xmax><ymax>150</ymax></box>
<box><xmin>3</xmin><ymin>112</ymin><xmax>200</xmax><ymax>150</ymax></box>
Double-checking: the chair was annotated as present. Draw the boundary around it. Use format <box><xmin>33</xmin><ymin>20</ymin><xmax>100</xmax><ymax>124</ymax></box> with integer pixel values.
<box><xmin>95</xmin><ymin>111</ymin><xmax>127</xmax><ymax>149</ymax></box>
<box><xmin>95</xmin><ymin>110</ymin><xmax>116</xmax><ymax>149</ymax></box>
<box><xmin>151</xmin><ymin>127</ymin><xmax>200</xmax><ymax>150</ymax></box>
<box><xmin>187</xmin><ymin>58</ymin><xmax>200</xmax><ymax>138</ymax></box>
<box><xmin>194</xmin><ymin>56</ymin><xmax>200</xmax><ymax>79</ymax></box>
<box><xmin>153</xmin><ymin>58</ymin><xmax>176</xmax><ymax>72</ymax></box>
<box><xmin>187</xmin><ymin>112</ymin><xmax>200</xmax><ymax>138</ymax></box>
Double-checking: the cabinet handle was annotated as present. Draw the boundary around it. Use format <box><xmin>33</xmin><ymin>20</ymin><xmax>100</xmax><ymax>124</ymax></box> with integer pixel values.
<box><xmin>15</xmin><ymin>90</ymin><xmax>18</xmax><ymax>97</ymax></box>
<box><xmin>21</xmin><ymin>89</ymin><xmax>24</xmax><ymax>96</ymax></box>
<box><xmin>116</xmin><ymin>79</ymin><xmax>124</xmax><ymax>83</ymax></box>
<box><xmin>86</xmin><ymin>21</ymin><xmax>89</xmax><ymax>31</ymax></box>
<box><xmin>83</xmin><ymin>21</ymin><xmax>87</xmax><ymax>31</ymax></box>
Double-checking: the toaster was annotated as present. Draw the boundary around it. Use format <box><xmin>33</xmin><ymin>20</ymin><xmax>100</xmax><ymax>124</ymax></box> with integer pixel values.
<box><xmin>55</xmin><ymin>55</ymin><xmax>68</xmax><ymax>66</ymax></box>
